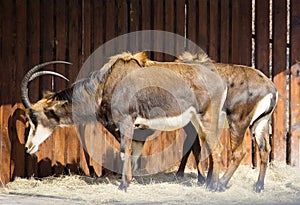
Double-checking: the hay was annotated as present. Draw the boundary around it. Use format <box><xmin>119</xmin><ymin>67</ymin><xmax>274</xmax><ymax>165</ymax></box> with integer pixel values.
<box><xmin>4</xmin><ymin>162</ymin><xmax>300</xmax><ymax>204</ymax></box>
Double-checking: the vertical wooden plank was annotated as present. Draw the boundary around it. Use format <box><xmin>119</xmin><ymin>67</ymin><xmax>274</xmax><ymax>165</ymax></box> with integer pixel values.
<box><xmin>52</xmin><ymin>0</ymin><xmax>68</xmax><ymax>175</ymax></box>
<box><xmin>129</xmin><ymin>0</ymin><xmax>140</xmax><ymax>32</ymax></box>
<box><xmin>116</xmin><ymin>0</ymin><xmax>127</xmax><ymax>51</ymax></box>
<box><xmin>231</xmin><ymin>0</ymin><xmax>240</xmax><ymax>64</ymax></box>
<box><xmin>239</xmin><ymin>0</ymin><xmax>252</xmax><ymax>66</ymax></box>
<box><xmin>67</xmin><ymin>0</ymin><xmax>81</xmax><ymax>172</ymax></box>
<box><xmin>1</xmin><ymin>0</ymin><xmax>15</xmax><ymax>105</ymax></box>
<box><xmin>128</xmin><ymin>0</ymin><xmax>140</xmax><ymax>52</ymax></box>
<box><xmin>26</xmin><ymin>0</ymin><xmax>40</xmax><ymax>177</ymax></box>
<box><xmin>231</xmin><ymin>0</ymin><xmax>253</xmax><ymax>64</ymax></box>
<box><xmin>55</xmin><ymin>0</ymin><xmax>68</xmax><ymax>91</ymax></box>
<box><xmin>104</xmin><ymin>0</ymin><xmax>119</xmax><ymax>173</ymax></box>
<box><xmin>232</xmin><ymin>0</ymin><xmax>252</xmax><ymax>166</ymax></box>
<box><xmin>0</xmin><ymin>105</ymin><xmax>12</xmax><ymax>184</ymax></box>
<box><xmin>255</xmin><ymin>0</ymin><xmax>270</xmax><ymax>76</ymax></box>
<box><xmin>79</xmin><ymin>0</ymin><xmax>93</xmax><ymax>176</ymax></box>
<box><xmin>83</xmin><ymin>0</ymin><xmax>92</xmax><ymax>60</ymax></box>
<box><xmin>186</xmin><ymin>0</ymin><xmax>197</xmax><ymax>53</ymax></box>
<box><xmin>220</xmin><ymin>0</ymin><xmax>230</xmax><ymax>63</ymax></box>
<box><xmin>198</xmin><ymin>0</ymin><xmax>209</xmax><ymax>53</ymax></box>
<box><xmin>128</xmin><ymin>0</ymin><xmax>142</xmax><ymax>52</ymax></box>
<box><xmin>10</xmin><ymin>103</ymin><xmax>26</xmax><ymax>179</ymax></box>
<box><xmin>89</xmin><ymin>0</ymin><xmax>105</xmax><ymax>175</ymax></box>
<box><xmin>14</xmin><ymin>3</ymin><xmax>26</xmax><ymax>179</ymax></box>
<box><xmin>153</xmin><ymin>0</ymin><xmax>164</xmax><ymax>61</ymax></box>
<box><xmin>38</xmin><ymin>0</ymin><xmax>55</xmax><ymax>177</ymax></box>
<box><xmin>117</xmin><ymin>0</ymin><xmax>128</xmax><ymax>35</ymax></box>
<box><xmin>229</xmin><ymin>0</ymin><xmax>252</xmax><ymax>166</ymax></box>
<box><xmin>243</xmin><ymin>0</ymin><xmax>252</xmax><ymax>167</ymax></box>
<box><xmin>15</xmin><ymin>0</ymin><xmax>27</xmax><ymax>103</ymax></box>
<box><xmin>0</xmin><ymin>0</ymin><xmax>15</xmax><ymax>184</ymax></box>
<box><xmin>209</xmin><ymin>0</ymin><xmax>220</xmax><ymax>61</ymax></box>
<box><xmin>290</xmin><ymin>0</ymin><xmax>300</xmax><ymax>167</ymax></box>
<box><xmin>92</xmin><ymin>0</ymin><xmax>105</xmax><ymax>71</ymax></box>
<box><xmin>93</xmin><ymin>0</ymin><xmax>104</xmax><ymax>49</ymax></box>
<box><xmin>40</xmin><ymin>0</ymin><xmax>55</xmax><ymax>93</ymax></box>
<box><xmin>272</xmin><ymin>0</ymin><xmax>287</xmax><ymax>163</ymax></box>
<box><xmin>0</xmin><ymin>1</ymin><xmax>2</xmax><ymax>106</ymax></box>
<box><xmin>290</xmin><ymin>63</ymin><xmax>300</xmax><ymax>167</ymax></box>
<box><xmin>254</xmin><ymin>0</ymin><xmax>271</xmax><ymax>167</ymax></box>
<box><xmin>105</xmin><ymin>0</ymin><xmax>116</xmax><ymax>42</ymax></box>
<box><xmin>219</xmin><ymin>0</ymin><xmax>231</xmax><ymax>169</ymax></box>
<box><xmin>140</xmin><ymin>0</ymin><xmax>151</xmax><ymax>54</ymax></box>
<box><xmin>0</xmin><ymin>108</ymin><xmax>2</xmax><ymax>184</ymax></box>
<box><xmin>104</xmin><ymin>0</ymin><xmax>116</xmax><ymax>56</ymax></box>
<box><xmin>175</xmin><ymin>0</ymin><xmax>185</xmax><ymax>55</ymax></box>
<box><xmin>164</xmin><ymin>0</ymin><xmax>176</xmax><ymax>61</ymax></box>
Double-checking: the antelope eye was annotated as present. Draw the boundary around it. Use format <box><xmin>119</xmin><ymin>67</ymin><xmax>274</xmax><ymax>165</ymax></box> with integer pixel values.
<box><xmin>44</xmin><ymin>109</ymin><xmax>60</xmax><ymax>123</ymax></box>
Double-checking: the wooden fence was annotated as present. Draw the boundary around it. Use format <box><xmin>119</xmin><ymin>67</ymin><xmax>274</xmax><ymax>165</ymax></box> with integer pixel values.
<box><xmin>1</xmin><ymin>0</ymin><xmax>300</xmax><ymax>184</ymax></box>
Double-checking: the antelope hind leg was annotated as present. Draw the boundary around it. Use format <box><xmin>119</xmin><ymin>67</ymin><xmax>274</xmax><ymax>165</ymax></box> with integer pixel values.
<box><xmin>253</xmin><ymin>119</ymin><xmax>271</xmax><ymax>193</ymax></box>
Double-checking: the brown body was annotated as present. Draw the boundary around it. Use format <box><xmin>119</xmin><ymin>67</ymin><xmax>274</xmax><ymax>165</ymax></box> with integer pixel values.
<box><xmin>176</xmin><ymin>53</ymin><xmax>278</xmax><ymax>192</ymax></box>
<box><xmin>22</xmin><ymin>52</ymin><xmax>227</xmax><ymax>191</ymax></box>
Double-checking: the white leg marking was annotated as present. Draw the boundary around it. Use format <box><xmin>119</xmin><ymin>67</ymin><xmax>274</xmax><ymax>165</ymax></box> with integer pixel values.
<box><xmin>250</xmin><ymin>93</ymin><xmax>273</xmax><ymax>125</ymax></box>
<box><xmin>254</xmin><ymin>118</ymin><xmax>268</xmax><ymax>149</ymax></box>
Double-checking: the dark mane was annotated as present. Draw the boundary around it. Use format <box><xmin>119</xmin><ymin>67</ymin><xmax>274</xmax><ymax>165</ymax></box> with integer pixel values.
<box><xmin>51</xmin><ymin>52</ymin><xmax>148</xmax><ymax>106</ymax></box>
<box><xmin>52</xmin><ymin>87</ymin><xmax>74</xmax><ymax>103</ymax></box>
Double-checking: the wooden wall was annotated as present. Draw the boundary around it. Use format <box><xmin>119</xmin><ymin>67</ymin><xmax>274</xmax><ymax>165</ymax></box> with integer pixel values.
<box><xmin>1</xmin><ymin>0</ymin><xmax>300</xmax><ymax>184</ymax></box>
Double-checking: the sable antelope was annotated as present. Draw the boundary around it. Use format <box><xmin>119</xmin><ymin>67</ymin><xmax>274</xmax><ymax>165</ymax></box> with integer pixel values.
<box><xmin>22</xmin><ymin>52</ymin><xmax>227</xmax><ymax>191</ymax></box>
<box><xmin>176</xmin><ymin>52</ymin><xmax>278</xmax><ymax>192</ymax></box>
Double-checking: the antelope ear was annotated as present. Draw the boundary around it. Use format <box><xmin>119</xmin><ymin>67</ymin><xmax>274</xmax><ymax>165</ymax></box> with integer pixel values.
<box><xmin>46</xmin><ymin>100</ymin><xmax>68</xmax><ymax>110</ymax></box>
<box><xmin>43</xmin><ymin>91</ymin><xmax>55</xmax><ymax>99</ymax></box>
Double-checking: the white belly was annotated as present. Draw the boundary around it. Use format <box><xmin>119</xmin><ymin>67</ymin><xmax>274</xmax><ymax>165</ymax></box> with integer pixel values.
<box><xmin>134</xmin><ymin>106</ymin><xmax>197</xmax><ymax>131</ymax></box>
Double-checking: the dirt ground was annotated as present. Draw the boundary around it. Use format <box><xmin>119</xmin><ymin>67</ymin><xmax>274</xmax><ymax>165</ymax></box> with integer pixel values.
<box><xmin>1</xmin><ymin>161</ymin><xmax>300</xmax><ymax>205</ymax></box>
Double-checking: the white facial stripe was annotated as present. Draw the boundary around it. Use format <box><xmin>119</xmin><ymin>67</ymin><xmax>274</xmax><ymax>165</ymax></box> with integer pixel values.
<box><xmin>29</xmin><ymin>124</ymin><xmax>53</xmax><ymax>152</ymax></box>
<box><xmin>25</xmin><ymin>127</ymin><xmax>34</xmax><ymax>148</ymax></box>
<box><xmin>250</xmin><ymin>93</ymin><xmax>273</xmax><ymax>125</ymax></box>
<box><xmin>27</xmin><ymin>144</ymin><xmax>39</xmax><ymax>155</ymax></box>
<box><xmin>134</xmin><ymin>106</ymin><xmax>197</xmax><ymax>131</ymax></box>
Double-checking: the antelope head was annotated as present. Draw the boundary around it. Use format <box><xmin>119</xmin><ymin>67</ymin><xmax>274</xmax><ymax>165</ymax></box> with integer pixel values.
<box><xmin>21</xmin><ymin>61</ymin><xmax>71</xmax><ymax>155</ymax></box>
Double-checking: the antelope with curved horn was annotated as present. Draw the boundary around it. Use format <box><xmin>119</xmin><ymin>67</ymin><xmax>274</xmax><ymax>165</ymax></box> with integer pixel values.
<box><xmin>22</xmin><ymin>52</ymin><xmax>227</xmax><ymax>191</ymax></box>
<box><xmin>22</xmin><ymin>61</ymin><xmax>71</xmax><ymax>154</ymax></box>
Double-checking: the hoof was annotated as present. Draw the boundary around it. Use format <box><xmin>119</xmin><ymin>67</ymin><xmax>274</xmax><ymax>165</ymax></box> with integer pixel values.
<box><xmin>254</xmin><ymin>182</ymin><xmax>264</xmax><ymax>193</ymax></box>
<box><xmin>206</xmin><ymin>181</ymin><xmax>218</xmax><ymax>192</ymax></box>
<box><xmin>217</xmin><ymin>183</ymin><xmax>227</xmax><ymax>192</ymax></box>
<box><xmin>197</xmin><ymin>176</ymin><xmax>206</xmax><ymax>186</ymax></box>
<box><xmin>176</xmin><ymin>171</ymin><xmax>184</xmax><ymax>178</ymax></box>
<box><xmin>118</xmin><ymin>182</ymin><xmax>128</xmax><ymax>192</ymax></box>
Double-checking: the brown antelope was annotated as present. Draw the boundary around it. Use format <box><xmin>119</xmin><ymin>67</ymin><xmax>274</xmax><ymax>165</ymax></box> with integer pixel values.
<box><xmin>22</xmin><ymin>52</ymin><xmax>227</xmax><ymax>191</ymax></box>
<box><xmin>176</xmin><ymin>52</ymin><xmax>278</xmax><ymax>193</ymax></box>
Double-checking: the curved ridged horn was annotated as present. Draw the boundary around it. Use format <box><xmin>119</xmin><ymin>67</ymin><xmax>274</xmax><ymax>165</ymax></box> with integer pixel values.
<box><xmin>29</xmin><ymin>71</ymin><xmax>69</xmax><ymax>82</ymax></box>
<box><xmin>21</xmin><ymin>61</ymin><xmax>71</xmax><ymax>108</ymax></box>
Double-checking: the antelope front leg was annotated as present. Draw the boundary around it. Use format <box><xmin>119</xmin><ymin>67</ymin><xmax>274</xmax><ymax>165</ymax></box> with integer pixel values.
<box><xmin>206</xmin><ymin>142</ymin><xmax>222</xmax><ymax>192</ymax></box>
